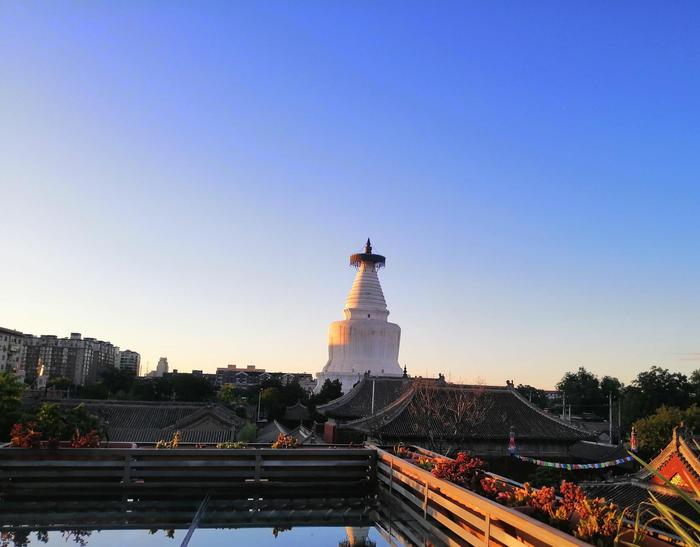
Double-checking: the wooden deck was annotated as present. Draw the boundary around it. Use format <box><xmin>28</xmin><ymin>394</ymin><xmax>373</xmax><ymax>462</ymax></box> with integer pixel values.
<box><xmin>2</xmin><ymin>445</ymin><xmax>674</xmax><ymax>546</ymax></box>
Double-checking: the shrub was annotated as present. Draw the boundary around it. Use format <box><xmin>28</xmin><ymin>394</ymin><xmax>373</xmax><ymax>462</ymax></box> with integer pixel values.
<box><xmin>9</xmin><ymin>422</ymin><xmax>42</xmax><ymax>448</ymax></box>
<box><xmin>69</xmin><ymin>430</ymin><xmax>101</xmax><ymax>448</ymax></box>
<box><xmin>271</xmin><ymin>433</ymin><xmax>298</xmax><ymax>448</ymax></box>
<box><xmin>216</xmin><ymin>441</ymin><xmax>246</xmax><ymax>449</ymax></box>
<box><xmin>480</xmin><ymin>478</ymin><xmax>621</xmax><ymax>544</ymax></box>
<box><xmin>155</xmin><ymin>431</ymin><xmax>181</xmax><ymax>449</ymax></box>
<box><xmin>431</xmin><ymin>452</ymin><xmax>486</xmax><ymax>489</ymax></box>
<box><xmin>238</xmin><ymin>422</ymin><xmax>257</xmax><ymax>442</ymax></box>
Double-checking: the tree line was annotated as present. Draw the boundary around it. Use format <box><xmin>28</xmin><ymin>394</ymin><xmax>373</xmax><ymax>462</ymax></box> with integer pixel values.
<box><xmin>517</xmin><ymin>365</ymin><xmax>700</xmax><ymax>457</ymax></box>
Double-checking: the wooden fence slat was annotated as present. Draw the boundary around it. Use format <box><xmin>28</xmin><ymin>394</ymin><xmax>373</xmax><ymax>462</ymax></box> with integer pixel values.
<box><xmin>375</xmin><ymin>447</ymin><xmax>591</xmax><ymax>547</ymax></box>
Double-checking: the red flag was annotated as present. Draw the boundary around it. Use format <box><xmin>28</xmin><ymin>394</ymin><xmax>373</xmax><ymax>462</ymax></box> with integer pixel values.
<box><xmin>630</xmin><ymin>426</ymin><xmax>638</xmax><ymax>453</ymax></box>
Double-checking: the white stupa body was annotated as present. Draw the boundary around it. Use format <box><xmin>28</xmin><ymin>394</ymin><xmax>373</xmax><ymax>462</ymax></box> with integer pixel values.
<box><xmin>317</xmin><ymin>240</ymin><xmax>402</xmax><ymax>393</ymax></box>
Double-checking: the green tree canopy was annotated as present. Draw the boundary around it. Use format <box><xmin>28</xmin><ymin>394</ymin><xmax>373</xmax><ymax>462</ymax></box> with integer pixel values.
<box><xmin>0</xmin><ymin>372</ymin><xmax>25</xmax><ymax>440</ymax></box>
<box><xmin>218</xmin><ymin>383</ymin><xmax>243</xmax><ymax>406</ymax></box>
<box><xmin>238</xmin><ymin>422</ymin><xmax>257</xmax><ymax>442</ymax></box>
<box><xmin>632</xmin><ymin>405</ymin><xmax>700</xmax><ymax>459</ymax></box>
<box><xmin>556</xmin><ymin>367</ymin><xmax>609</xmax><ymax>416</ymax></box>
<box><xmin>312</xmin><ymin>379</ymin><xmax>343</xmax><ymax>406</ymax></box>
<box><xmin>622</xmin><ymin>366</ymin><xmax>693</xmax><ymax>426</ymax></box>
<box><xmin>281</xmin><ymin>379</ymin><xmax>307</xmax><ymax>406</ymax></box>
<box><xmin>170</xmin><ymin>373</ymin><xmax>215</xmax><ymax>402</ymax></box>
<box><xmin>260</xmin><ymin>387</ymin><xmax>286</xmax><ymax>420</ymax></box>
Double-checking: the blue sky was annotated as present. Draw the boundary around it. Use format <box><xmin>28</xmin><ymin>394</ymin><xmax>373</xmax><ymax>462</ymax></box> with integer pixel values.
<box><xmin>1</xmin><ymin>2</ymin><xmax>699</xmax><ymax>387</ymax></box>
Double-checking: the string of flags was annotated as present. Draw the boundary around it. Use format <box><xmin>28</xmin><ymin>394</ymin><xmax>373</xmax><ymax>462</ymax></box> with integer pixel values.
<box><xmin>512</xmin><ymin>453</ymin><xmax>633</xmax><ymax>470</ymax></box>
<box><xmin>506</xmin><ymin>426</ymin><xmax>638</xmax><ymax>470</ymax></box>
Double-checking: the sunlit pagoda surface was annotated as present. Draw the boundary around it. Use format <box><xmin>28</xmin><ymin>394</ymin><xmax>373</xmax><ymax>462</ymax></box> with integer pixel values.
<box><xmin>317</xmin><ymin>240</ymin><xmax>403</xmax><ymax>393</ymax></box>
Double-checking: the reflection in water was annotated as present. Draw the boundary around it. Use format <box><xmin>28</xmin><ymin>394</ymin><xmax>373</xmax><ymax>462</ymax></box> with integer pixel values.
<box><xmin>1</xmin><ymin>530</ymin><xmax>91</xmax><ymax>547</ymax></box>
<box><xmin>0</xmin><ymin>528</ymin><xmax>389</xmax><ymax>547</ymax></box>
<box><xmin>0</xmin><ymin>492</ymin><xmax>398</xmax><ymax>546</ymax></box>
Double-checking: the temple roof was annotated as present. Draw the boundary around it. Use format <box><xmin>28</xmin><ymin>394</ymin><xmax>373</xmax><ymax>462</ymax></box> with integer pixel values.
<box><xmin>568</xmin><ymin>441</ymin><xmax>631</xmax><ymax>463</ymax></box>
<box><xmin>582</xmin><ymin>429</ymin><xmax>700</xmax><ymax>529</ymax></box>
<box><xmin>317</xmin><ymin>375</ymin><xmax>412</xmax><ymax>420</ymax></box>
<box><xmin>56</xmin><ymin>399</ymin><xmax>244</xmax><ymax>444</ymax></box>
<box><xmin>641</xmin><ymin>427</ymin><xmax>700</xmax><ymax>487</ymax></box>
<box><xmin>320</xmin><ymin>377</ymin><xmax>594</xmax><ymax>442</ymax></box>
<box><xmin>582</xmin><ymin>480</ymin><xmax>697</xmax><ymax>525</ymax></box>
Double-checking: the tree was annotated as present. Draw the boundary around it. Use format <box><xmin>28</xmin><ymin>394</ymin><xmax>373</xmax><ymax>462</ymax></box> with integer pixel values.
<box><xmin>689</xmin><ymin>369</ymin><xmax>700</xmax><ymax>405</ymax></box>
<box><xmin>281</xmin><ymin>378</ymin><xmax>307</xmax><ymax>406</ymax></box>
<box><xmin>600</xmin><ymin>376</ymin><xmax>623</xmax><ymax>398</ymax></box>
<box><xmin>217</xmin><ymin>384</ymin><xmax>243</xmax><ymax>406</ymax></box>
<box><xmin>632</xmin><ymin>405</ymin><xmax>700</xmax><ymax>459</ymax></box>
<box><xmin>170</xmin><ymin>374</ymin><xmax>214</xmax><ymax>402</ymax></box>
<box><xmin>556</xmin><ymin>367</ymin><xmax>605</xmax><ymax>415</ymax></box>
<box><xmin>407</xmin><ymin>381</ymin><xmax>493</xmax><ymax>454</ymax></box>
<box><xmin>129</xmin><ymin>377</ymin><xmax>173</xmax><ymax>401</ymax></box>
<box><xmin>311</xmin><ymin>379</ymin><xmax>343</xmax><ymax>407</ymax></box>
<box><xmin>622</xmin><ymin>366</ymin><xmax>692</xmax><ymax>426</ymax></box>
<box><xmin>238</xmin><ymin>422</ymin><xmax>257</xmax><ymax>442</ymax></box>
<box><xmin>99</xmin><ymin>367</ymin><xmax>136</xmax><ymax>396</ymax></box>
<box><xmin>19</xmin><ymin>402</ymin><xmax>104</xmax><ymax>446</ymax></box>
<box><xmin>260</xmin><ymin>387</ymin><xmax>286</xmax><ymax>420</ymax></box>
<box><xmin>0</xmin><ymin>372</ymin><xmax>25</xmax><ymax>440</ymax></box>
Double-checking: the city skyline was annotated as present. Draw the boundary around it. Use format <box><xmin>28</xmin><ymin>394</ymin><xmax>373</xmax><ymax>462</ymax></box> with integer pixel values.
<box><xmin>2</xmin><ymin>3</ymin><xmax>700</xmax><ymax>389</ymax></box>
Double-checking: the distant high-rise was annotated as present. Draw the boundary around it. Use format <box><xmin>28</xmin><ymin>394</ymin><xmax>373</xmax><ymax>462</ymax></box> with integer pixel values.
<box><xmin>119</xmin><ymin>350</ymin><xmax>141</xmax><ymax>376</ymax></box>
<box><xmin>316</xmin><ymin>239</ymin><xmax>402</xmax><ymax>393</ymax></box>
<box><xmin>0</xmin><ymin>327</ymin><xmax>24</xmax><ymax>374</ymax></box>
<box><xmin>155</xmin><ymin>357</ymin><xmax>169</xmax><ymax>377</ymax></box>
<box><xmin>20</xmin><ymin>332</ymin><xmax>120</xmax><ymax>385</ymax></box>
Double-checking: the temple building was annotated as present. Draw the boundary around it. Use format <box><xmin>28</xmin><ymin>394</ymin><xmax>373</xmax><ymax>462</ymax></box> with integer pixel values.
<box><xmin>583</xmin><ymin>427</ymin><xmax>700</xmax><ymax>523</ymax></box>
<box><xmin>51</xmin><ymin>399</ymin><xmax>244</xmax><ymax>444</ymax></box>
<box><xmin>316</xmin><ymin>240</ymin><xmax>403</xmax><ymax>393</ymax></box>
<box><xmin>318</xmin><ymin>375</ymin><xmax>595</xmax><ymax>458</ymax></box>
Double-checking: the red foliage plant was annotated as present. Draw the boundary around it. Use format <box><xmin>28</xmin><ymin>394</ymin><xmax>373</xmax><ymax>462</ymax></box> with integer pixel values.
<box><xmin>10</xmin><ymin>422</ymin><xmax>42</xmax><ymax>448</ymax></box>
<box><xmin>69</xmin><ymin>430</ymin><xmax>101</xmax><ymax>448</ymax></box>
<box><xmin>271</xmin><ymin>433</ymin><xmax>298</xmax><ymax>449</ymax></box>
<box><xmin>431</xmin><ymin>452</ymin><xmax>486</xmax><ymax>488</ymax></box>
<box><xmin>479</xmin><ymin>478</ymin><xmax>622</xmax><ymax>543</ymax></box>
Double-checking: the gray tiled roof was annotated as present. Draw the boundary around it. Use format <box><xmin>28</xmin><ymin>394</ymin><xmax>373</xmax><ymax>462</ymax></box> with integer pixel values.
<box><xmin>583</xmin><ymin>481</ymin><xmax>697</xmax><ymax>527</ymax></box>
<box><xmin>317</xmin><ymin>376</ymin><xmax>412</xmax><ymax>420</ymax></box>
<box><xmin>336</xmin><ymin>382</ymin><xmax>594</xmax><ymax>442</ymax></box>
<box><xmin>57</xmin><ymin>399</ymin><xmax>242</xmax><ymax>444</ymax></box>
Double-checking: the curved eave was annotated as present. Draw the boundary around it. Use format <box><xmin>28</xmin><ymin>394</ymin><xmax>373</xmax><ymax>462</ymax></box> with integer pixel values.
<box><xmin>507</xmin><ymin>386</ymin><xmax>596</xmax><ymax>440</ymax></box>
<box><xmin>316</xmin><ymin>376</ymin><xmax>368</xmax><ymax>416</ymax></box>
<box><xmin>339</xmin><ymin>383</ymin><xmax>417</xmax><ymax>434</ymax></box>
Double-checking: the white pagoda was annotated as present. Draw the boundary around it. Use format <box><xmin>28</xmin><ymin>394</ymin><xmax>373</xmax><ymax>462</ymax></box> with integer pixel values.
<box><xmin>316</xmin><ymin>239</ymin><xmax>403</xmax><ymax>393</ymax></box>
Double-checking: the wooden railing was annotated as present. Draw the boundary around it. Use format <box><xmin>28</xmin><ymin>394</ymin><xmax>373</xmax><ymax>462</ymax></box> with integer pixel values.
<box><xmin>374</xmin><ymin>446</ymin><xmax>590</xmax><ymax>547</ymax></box>
<box><xmin>0</xmin><ymin>446</ymin><xmax>376</xmax><ymax>495</ymax></box>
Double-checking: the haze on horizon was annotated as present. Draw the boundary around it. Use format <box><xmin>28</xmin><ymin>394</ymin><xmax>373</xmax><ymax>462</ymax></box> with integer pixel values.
<box><xmin>1</xmin><ymin>3</ymin><xmax>699</xmax><ymax>389</ymax></box>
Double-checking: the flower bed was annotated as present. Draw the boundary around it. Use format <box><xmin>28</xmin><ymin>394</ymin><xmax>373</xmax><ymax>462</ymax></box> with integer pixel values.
<box><xmin>389</xmin><ymin>445</ymin><xmax>624</xmax><ymax>546</ymax></box>
<box><xmin>9</xmin><ymin>403</ymin><xmax>104</xmax><ymax>449</ymax></box>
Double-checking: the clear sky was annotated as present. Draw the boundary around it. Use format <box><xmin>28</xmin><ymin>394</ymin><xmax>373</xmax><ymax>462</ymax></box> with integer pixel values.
<box><xmin>1</xmin><ymin>2</ymin><xmax>699</xmax><ymax>388</ymax></box>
